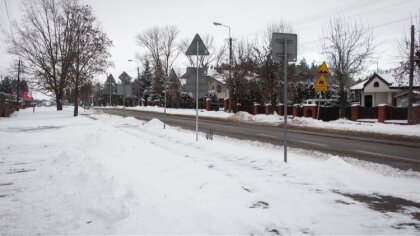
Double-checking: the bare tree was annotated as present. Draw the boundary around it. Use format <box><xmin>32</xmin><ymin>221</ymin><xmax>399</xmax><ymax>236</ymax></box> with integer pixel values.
<box><xmin>66</xmin><ymin>1</ymin><xmax>112</xmax><ymax>116</ymax></box>
<box><xmin>8</xmin><ymin>0</ymin><xmax>70</xmax><ymax>110</ymax></box>
<box><xmin>136</xmin><ymin>26</ymin><xmax>161</xmax><ymax>71</ymax></box>
<box><xmin>264</xmin><ymin>19</ymin><xmax>295</xmax><ymax>49</ymax></box>
<box><xmin>160</xmin><ymin>25</ymin><xmax>180</xmax><ymax>76</ymax></box>
<box><xmin>394</xmin><ymin>23</ymin><xmax>420</xmax><ymax>82</ymax></box>
<box><xmin>213</xmin><ymin>44</ymin><xmax>227</xmax><ymax>68</ymax></box>
<box><xmin>230</xmin><ymin>39</ymin><xmax>255</xmax><ymax>107</ymax></box>
<box><xmin>321</xmin><ymin>17</ymin><xmax>375</xmax><ymax>117</ymax></box>
<box><xmin>136</xmin><ymin>25</ymin><xmax>180</xmax><ymax>76</ymax></box>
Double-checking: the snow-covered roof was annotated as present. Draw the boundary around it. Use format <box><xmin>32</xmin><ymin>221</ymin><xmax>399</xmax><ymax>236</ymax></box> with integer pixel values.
<box><xmin>207</xmin><ymin>69</ymin><xmax>226</xmax><ymax>84</ymax></box>
<box><xmin>350</xmin><ymin>72</ymin><xmax>420</xmax><ymax>91</ymax></box>
<box><xmin>350</xmin><ymin>79</ymin><xmax>367</xmax><ymax>90</ymax></box>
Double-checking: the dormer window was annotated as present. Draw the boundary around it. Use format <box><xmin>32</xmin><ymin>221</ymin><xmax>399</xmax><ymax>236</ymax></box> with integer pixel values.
<box><xmin>374</xmin><ymin>81</ymin><xmax>379</xmax><ymax>87</ymax></box>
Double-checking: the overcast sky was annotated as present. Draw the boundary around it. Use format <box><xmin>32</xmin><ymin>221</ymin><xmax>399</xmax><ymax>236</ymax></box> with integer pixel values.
<box><xmin>1</xmin><ymin>0</ymin><xmax>419</xmax><ymax>86</ymax></box>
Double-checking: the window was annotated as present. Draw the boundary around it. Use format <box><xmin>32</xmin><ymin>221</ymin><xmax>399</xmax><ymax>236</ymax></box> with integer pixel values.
<box><xmin>217</xmin><ymin>85</ymin><xmax>222</xmax><ymax>93</ymax></box>
<box><xmin>212</xmin><ymin>85</ymin><xmax>215</xmax><ymax>90</ymax></box>
<box><xmin>374</xmin><ymin>81</ymin><xmax>379</xmax><ymax>87</ymax></box>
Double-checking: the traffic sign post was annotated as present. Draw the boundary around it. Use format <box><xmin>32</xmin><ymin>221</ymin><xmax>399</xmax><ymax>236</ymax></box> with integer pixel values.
<box><xmin>272</xmin><ymin>33</ymin><xmax>297</xmax><ymax>163</ymax></box>
<box><xmin>315</xmin><ymin>74</ymin><xmax>328</xmax><ymax>92</ymax></box>
<box><xmin>186</xmin><ymin>34</ymin><xmax>209</xmax><ymax>141</ymax></box>
<box><xmin>315</xmin><ymin>61</ymin><xmax>330</xmax><ymax>119</ymax></box>
<box><xmin>318</xmin><ymin>61</ymin><xmax>330</xmax><ymax>74</ymax></box>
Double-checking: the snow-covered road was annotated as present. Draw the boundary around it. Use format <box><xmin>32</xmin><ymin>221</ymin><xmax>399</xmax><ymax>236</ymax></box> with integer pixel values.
<box><xmin>1</xmin><ymin>107</ymin><xmax>419</xmax><ymax>234</ymax></box>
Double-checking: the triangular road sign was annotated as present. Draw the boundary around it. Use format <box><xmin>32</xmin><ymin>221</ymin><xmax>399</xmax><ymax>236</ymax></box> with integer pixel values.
<box><xmin>318</xmin><ymin>61</ymin><xmax>330</xmax><ymax>74</ymax></box>
<box><xmin>315</xmin><ymin>74</ymin><xmax>328</xmax><ymax>92</ymax></box>
<box><xmin>186</xmin><ymin>34</ymin><xmax>210</xmax><ymax>56</ymax></box>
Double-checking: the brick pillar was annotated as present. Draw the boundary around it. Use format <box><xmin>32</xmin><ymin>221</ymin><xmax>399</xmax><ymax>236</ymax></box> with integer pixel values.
<box><xmin>206</xmin><ymin>99</ymin><xmax>212</xmax><ymax>111</ymax></box>
<box><xmin>378</xmin><ymin>104</ymin><xmax>387</xmax><ymax>123</ymax></box>
<box><xmin>293</xmin><ymin>104</ymin><xmax>299</xmax><ymax>118</ymax></box>
<box><xmin>351</xmin><ymin>104</ymin><xmax>360</xmax><ymax>121</ymax></box>
<box><xmin>253</xmin><ymin>103</ymin><xmax>259</xmax><ymax>115</ymax></box>
<box><xmin>265</xmin><ymin>103</ymin><xmax>272</xmax><ymax>115</ymax></box>
<box><xmin>411</xmin><ymin>105</ymin><xmax>420</xmax><ymax>124</ymax></box>
<box><xmin>276</xmin><ymin>103</ymin><xmax>284</xmax><ymax>116</ymax></box>
<box><xmin>303</xmin><ymin>105</ymin><xmax>317</xmax><ymax>119</ymax></box>
<box><xmin>236</xmin><ymin>103</ymin><xmax>241</xmax><ymax>113</ymax></box>
<box><xmin>224</xmin><ymin>99</ymin><xmax>229</xmax><ymax>112</ymax></box>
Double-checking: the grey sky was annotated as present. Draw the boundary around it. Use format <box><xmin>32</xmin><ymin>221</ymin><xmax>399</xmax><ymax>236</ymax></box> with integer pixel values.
<box><xmin>1</xmin><ymin>0</ymin><xmax>419</xmax><ymax>85</ymax></box>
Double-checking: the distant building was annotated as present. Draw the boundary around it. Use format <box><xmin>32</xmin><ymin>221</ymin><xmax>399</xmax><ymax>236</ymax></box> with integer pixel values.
<box><xmin>117</xmin><ymin>71</ymin><xmax>132</xmax><ymax>96</ymax></box>
<box><xmin>350</xmin><ymin>72</ymin><xmax>420</xmax><ymax>107</ymax></box>
<box><xmin>177</xmin><ymin>67</ymin><xmax>229</xmax><ymax>100</ymax></box>
<box><xmin>166</xmin><ymin>68</ymin><xmax>181</xmax><ymax>97</ymax></box>
<box><xmin>180</xmin><ymin>67</ymin><xmax>209</xmax><ymax>99</ymax></box>
<box><xmin>203</xmin><ymin>69</ymin><xmax>229</xmax><ymax>100</ymax></box>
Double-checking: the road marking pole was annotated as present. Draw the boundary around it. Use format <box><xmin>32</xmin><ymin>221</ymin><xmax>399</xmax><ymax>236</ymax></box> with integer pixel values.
<box><xmin>283</xmin><ymin>40</ymin><xmax>288</xmax><ymax>163</ymax></box>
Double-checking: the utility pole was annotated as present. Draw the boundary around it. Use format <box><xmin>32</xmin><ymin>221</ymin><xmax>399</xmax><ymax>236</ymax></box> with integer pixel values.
<box><xmin>108</xmin><ymin>74</ymin><xmax>112</xmax><ymax>107</ymax></box>
<box><xmin>16</xmin><ymin>60</ymin><xmax>21</xmax><ymax>111</ymax></box>
<box><xmin>228</xmin><ymin>35</ymin><xmax>232</xmax><ymax>113</ymax></box>
<box><xmin>408</xmin><ymin>25</ymin><xmax>414</xmax><ymax>124</ymax></box>
<box><xmin>137</xmin><ymin>65</ymin><xmax>141</xmax><ymax>105</ymax></box>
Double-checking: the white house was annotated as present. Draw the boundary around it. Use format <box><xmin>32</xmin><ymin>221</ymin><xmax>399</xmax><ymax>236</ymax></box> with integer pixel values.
<box><xmin>350</xmin><ymin>73</ymin><xmax>420</xmax><ymax>107</ymax></box>
<box><xmin>204</xmin><ymin>69</ymin><xmax>229</xmax><ymax>100</ymax></box>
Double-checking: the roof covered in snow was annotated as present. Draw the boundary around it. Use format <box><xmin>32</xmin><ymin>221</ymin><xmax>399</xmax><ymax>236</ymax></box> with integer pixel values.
<box><xmin>350</xmin><ymin>72</ymin><xmax>420</xmax><ymax>91</ymax></box>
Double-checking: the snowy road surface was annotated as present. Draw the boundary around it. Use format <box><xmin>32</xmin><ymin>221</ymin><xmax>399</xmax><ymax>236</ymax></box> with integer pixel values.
<box><xmin>1</xmin><ymin>107</ymin><xmax>419</xmax><ymax>234</ymax></box>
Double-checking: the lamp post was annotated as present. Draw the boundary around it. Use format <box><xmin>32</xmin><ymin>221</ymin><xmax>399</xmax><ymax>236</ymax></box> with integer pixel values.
<box><xmin>128</xmin><ymin>59</ymin><xmax>141</xmax><ymax>106</ymax></box>
<box><xmin>16</xmin><ymin>60</ymin><xmax>21</xmax><ymax>111</ymax></box>
<box><xmin>213</xmin><ymin>21</ymin><xmax>232</xmax><ymax>113</ymax></box>
<box><xmin>163</xmin><ymin>78</ymin><xmax>174</xmax><ymax>129</ymax></box>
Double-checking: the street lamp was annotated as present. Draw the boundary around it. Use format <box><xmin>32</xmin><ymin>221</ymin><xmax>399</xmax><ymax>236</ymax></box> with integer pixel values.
<box><xmin>128</xmin><ymin>59</ymin><xmax>141</xmax><ymax>106</ymax></box>
<box><xmin>163</xmin><ymin>78</ymin><xmax>174</xmax><ymax>129</ymax></box>
<box><xmin>213</xmin><ymin>21</ymin><xmax>233</xmax><ymax>113</ymax></box>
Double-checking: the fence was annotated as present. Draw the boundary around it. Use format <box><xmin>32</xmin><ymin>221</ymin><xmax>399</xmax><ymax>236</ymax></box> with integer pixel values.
<box><xmin>359</xmin><ymin>107</ymin><xmax>378</xmax><ymax>119</ymax></box>
<box><xmin>386</xmin><ymin>106</ymin><xmax>408</xmax><ymax>120</ymax></box>
<box><xmin>318</xmin><ymin>106</ymin><xmax>340</xmax><ymax>121</ymax></box>
<box><xmin>0</xmin><ymin>92</ymin><xmax>18</xmax><ymax>117</ymax></box>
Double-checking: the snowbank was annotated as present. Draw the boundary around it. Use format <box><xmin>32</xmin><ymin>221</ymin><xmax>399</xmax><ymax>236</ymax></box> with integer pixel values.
<box><xmin>1</xmin><ymin>107</ymin><xmax>419</xmax><ymax>234</ymax></box>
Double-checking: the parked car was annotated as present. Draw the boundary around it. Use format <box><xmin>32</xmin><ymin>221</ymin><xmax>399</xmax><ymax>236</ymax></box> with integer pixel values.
<box><xmin>302</xmin><ymin>99</ymin><xmax>338</xmax><ymax>107</ymax></box>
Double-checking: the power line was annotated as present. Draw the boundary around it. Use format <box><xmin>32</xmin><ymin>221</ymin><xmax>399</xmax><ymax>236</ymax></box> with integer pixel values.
<box><xmin>372</xmin><ymin>14</ymin><xmax>420</xmax><ymax>29</ymax></box>
<box><xmin>350</xmin><ymin>0</ymin><xmax>415</xmax><ymax>18</ymax></box>
<box><xmin>292</xmin><ymin>0</ymin><xmax>387</xmax><ymax>26</ymax></box>
<box><xmin>300</xmin><ymin>14</ymin><xmax>420</xmax><ymax>46</ymax></box>
<box><xmin>3</xmin><ymin>0</ymin><xmax>13</xmax><ymax>35</ymax></box>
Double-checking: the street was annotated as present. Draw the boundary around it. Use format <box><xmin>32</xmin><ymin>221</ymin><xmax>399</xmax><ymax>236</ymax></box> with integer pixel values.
<box><xmin>98</xmin><ymin>108</ymin><xmax>420</xmax><ymax>172</ymax></box>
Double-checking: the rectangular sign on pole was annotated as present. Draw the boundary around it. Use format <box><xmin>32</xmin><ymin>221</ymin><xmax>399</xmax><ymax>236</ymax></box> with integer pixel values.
<box><xmin>117</xmin><ymin>84</ymin><xmax>132</xmax><ymax>96</ymax></box>
<box><xmin>271</xmin><ymin>33</ymin><xmax>298</xmax><ymax>163</ymax></box>
<box><xmin>272</xmin><ymin>33</ymin><xmax>297</xmax><ymax>62</ymax></box>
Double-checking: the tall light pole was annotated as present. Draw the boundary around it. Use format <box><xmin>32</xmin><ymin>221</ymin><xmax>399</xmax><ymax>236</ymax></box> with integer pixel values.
<box><xmin>128</xmin><ymin>59</ymin><xmax>141</xmax><ymax>106</ymax></box>
<box><xmin>213</xmin><ymin>21</ymin><xmax>232</xmax><ymax>113</ymax></box>
<box><xmin>16</xmin><ymin>60</ymin><xmax>21</xmax><ymax>111</ymax></box>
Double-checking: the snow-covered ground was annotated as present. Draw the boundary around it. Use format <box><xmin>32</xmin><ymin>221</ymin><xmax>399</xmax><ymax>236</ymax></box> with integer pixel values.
<box><xmin>1</xmin><ymin>107</ymin><xmax>420</xmax><ymax>234</ymax></box>
<box><xmin>121</xmin><ymin>105</ymin><xmax>420</xmax><ymax>138</ymax></box>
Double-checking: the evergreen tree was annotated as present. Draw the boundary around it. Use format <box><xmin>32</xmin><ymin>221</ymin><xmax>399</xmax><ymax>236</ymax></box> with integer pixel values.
<box><xmin>104</xmin><ymin>74</ymin><xmax>116</xmax><ymax>95</ymax></box>
<box><xmin>141</xmin><ymin>59</ymin><xmax>153</xmax><ymax>100</ymax></box>
<box><xmin>0</xmin><ymin>77</ymin><xmax>28</xmax><ymax>95</ymax></box>
<box><xmin>0</xmin><ymin>77</ymin><xmax>13</xmax><ymax>93</ymax></box>
<box><xmin>151</xmin><ymin>61</ymin><xmax>165</xmax><ymax>99</ymax></box>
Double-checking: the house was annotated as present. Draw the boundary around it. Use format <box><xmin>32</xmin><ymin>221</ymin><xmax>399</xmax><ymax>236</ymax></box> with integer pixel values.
<box><xmin>166</xmin><ymin>68</ymin><xmax>181</xmax><ymax>97</ymax></box>
<box><xmin>203</xmin><ymin>69</ymin><xmax>229</xmax><ymax>100</ymax></box>
<box><xmin>350</xmin><ymin>72</ymin><xmax>420</xmax><ymax>107</ymax></box>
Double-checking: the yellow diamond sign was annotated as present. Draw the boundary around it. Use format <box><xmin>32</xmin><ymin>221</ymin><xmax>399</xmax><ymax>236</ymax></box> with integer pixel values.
<box><xmin>315</xmin><ymin>74</ymin><xmax>328</xmax><ymax>92</ymax></box>
<box><xmin>318</xmin><ymin>61</ymin><xmax>330</xmax><ymax>74</ymax></box>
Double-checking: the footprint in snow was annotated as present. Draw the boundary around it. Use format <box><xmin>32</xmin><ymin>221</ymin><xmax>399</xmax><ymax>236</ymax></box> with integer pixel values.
<box><xmin>250</xmin><ymin>201</ymin><xmax>269</xmax><ymax>209</ymax></box>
